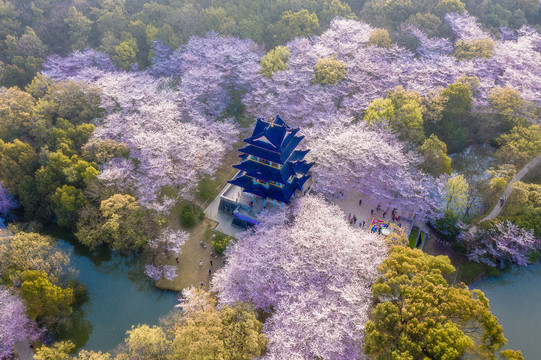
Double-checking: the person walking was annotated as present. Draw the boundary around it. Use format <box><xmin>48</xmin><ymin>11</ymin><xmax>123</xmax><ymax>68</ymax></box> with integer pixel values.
<box><xmin>200</xmin><ymin>281</ymin><xmax>204</xmax><ymax>286</ymax></box>
<box><xmin>176</xmin><ymin>258</ymin><xmax>179</xmax><ymax>264</ymax></box>
<box><xmin>359</xmin><ymin>199</ymin><xmax>362</xmax><ymax>206</ymax></box>
<box><xmin>371</xmin><ymin>209</ymin><xmax>374</xmax><ymax>216</ymax></box>
<box><xmin>208</xmin><ymin>269</ymin><xmax>212</xmax><ymax>275</ymax></box>
<box><xmin>199</xmin><ymin>260</ymin><xmax>203</xmax><ymax>266</ymax></box>
<box><xmin>348</xmin><ymin>213</ymin><xmax>351</xmax><ymax>222</ymax></box>
<box><xmin>362</xmin><ymin>220</ymin><xmax>366</xmax><ymax>228</ymax></box>
<box><xmin>382</xmin><ymin>211</ymin><xmax>387</xmax><ymax>218</ymax></box>
<box><xmin>353</xmin><ymin>215</ymin><xmax>357</xmax><ymax>225</ymax></box>
<box><xmin>210</xmin><ymin>260</ymin><xmax>213</xmax><ymax>267</ymax></box>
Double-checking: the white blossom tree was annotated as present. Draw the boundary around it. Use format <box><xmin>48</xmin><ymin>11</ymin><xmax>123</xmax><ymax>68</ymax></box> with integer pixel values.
<box><xmin>212</xmin><ymin>195</ymin><xmax>388</xmax><ymax>359</ymax></box>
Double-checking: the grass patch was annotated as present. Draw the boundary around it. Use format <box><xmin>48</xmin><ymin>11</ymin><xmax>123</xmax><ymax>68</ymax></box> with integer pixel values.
<box><xmin>408</xmin><ymin>227</ymin><xmax>420</xmax><ymax>249</ymax></box>
<box><xmin>456</xmin><ymin>261</ymin><xmax>500</xmax><ymax>284</ymax></box>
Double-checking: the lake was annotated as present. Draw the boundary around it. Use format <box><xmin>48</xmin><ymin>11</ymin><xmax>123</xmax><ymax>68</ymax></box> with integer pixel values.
<box><xmin>51</xmin><ymin>230</ymin><xmax>178</xmax><ymax>352</ymax></box>
<box><xmin>474</xmin><ymin>262</ymin><xmax>541</xmax><ymax>358</ymax></box>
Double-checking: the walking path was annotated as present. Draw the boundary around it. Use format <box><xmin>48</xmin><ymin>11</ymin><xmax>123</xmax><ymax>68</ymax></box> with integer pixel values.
<box><xmin>479</xmin><ymin>153</ymin><xmax>541</xmax><ymax>223</ymax></box>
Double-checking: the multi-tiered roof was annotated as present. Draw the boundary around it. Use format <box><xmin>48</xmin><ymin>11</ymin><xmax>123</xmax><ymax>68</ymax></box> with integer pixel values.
<box><xmin>229</xmin><ymin>116</ymin><xmax>313</xmax><ymax>204</ymax></box>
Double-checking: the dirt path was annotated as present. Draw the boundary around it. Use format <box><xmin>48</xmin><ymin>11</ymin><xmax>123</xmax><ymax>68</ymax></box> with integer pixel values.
<box><xmin>156</xmin><ymin>219</ymin><xmax>225</xmax><ymax>292</ymax></box>
<box><xmin>479</xmin><ymin>153</ymin><xmax>541</xmax><ymax>223</ymax></box>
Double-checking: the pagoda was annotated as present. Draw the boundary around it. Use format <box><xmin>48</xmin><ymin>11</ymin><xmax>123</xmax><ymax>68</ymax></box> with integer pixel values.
<box><xmin>218</xmin><ymin>115</ymin><xmax>313</xmax><ymax>228</ymax></box>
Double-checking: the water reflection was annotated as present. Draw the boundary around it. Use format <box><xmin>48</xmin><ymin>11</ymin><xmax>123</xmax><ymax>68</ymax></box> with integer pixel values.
<box><xmin>46</xmin><ymin>227</ymin><xmax>178</xmax><ymax>352</ymax></box>
<box><xmin>474</xmin><ymin>263</ymin><xmax>541</xmax><ymax>358</ymax></box>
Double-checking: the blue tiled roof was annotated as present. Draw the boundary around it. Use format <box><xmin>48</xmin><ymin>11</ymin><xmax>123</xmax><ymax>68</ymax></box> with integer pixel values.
<box><xmin>288</xmin><ymin>149</ymin><xmax>310</xmax><ymax>163</ymax></box>
<box><xmin>230</xmin><ymin>115</ymin><xmax>312</xmax><ymax>204</ymax></box>
<box><xmin>229</xmin><ymin>176</ymin><xmax>296</xmax><ymax>203</ymax></box>
<box><xmin>292</xmin><ymin>160</ymin><xmax>314</xmax><ymax>174</ymax></box>
<box><xmin>244</xmin><ymin>116</ymin><xmax>301</xmax><ymax>154</ymax></box>
<box><xmin>238</xmin><ymin>145</ymin><xmax>282</xmax><ymax>164</ymax></box>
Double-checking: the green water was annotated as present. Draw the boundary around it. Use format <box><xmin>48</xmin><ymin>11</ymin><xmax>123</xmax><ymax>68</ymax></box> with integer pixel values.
<box><xmin>474</xmin><ymin>263</ymin><xmax>541</xmax><ymax>358</ymax></box>
<box><xmin>52</xmin><ymin>231</ymin><xmax>178</xmax><ymax>352</ymax></box>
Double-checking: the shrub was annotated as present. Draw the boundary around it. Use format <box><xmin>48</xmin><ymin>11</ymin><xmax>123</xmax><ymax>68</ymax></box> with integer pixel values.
<box><xmin>454</xmin><ymin>39</ymin><xmax>494</xmax><ymax>60</ymax></box>
<box><xmin>312</xmin><ymin>55</ymin><xmax>346</xmax><ymax>85</ymax></box>
<box><xmin>212</xmin><ymin>232</ymin><xmax>232</xmax><ymax>255</ymax></box>
<box><xmin>180</xmin><ymin>204</ymin><xmax>195</xmax><ymax>228</ymax></box>
<box><xmin>368</xmin><ymin>28</ymin><xmax>392</xmax><ymax>49</ymax></box>
<box><xmin>260</xmin><ymin>46</ymin><xmax>290</xmax><ymax>78</ymax></box>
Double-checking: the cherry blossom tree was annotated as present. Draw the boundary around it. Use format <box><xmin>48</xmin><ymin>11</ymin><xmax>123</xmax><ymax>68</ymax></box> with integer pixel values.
<box><xmin>41</xmin><ymin>65</ymin><xmax>239</xmax><ymax>213</ymax></box>
<box><xmin>148</xmin><ymin>228</ymin><xmax>188</xmax><ymax>256</ymax></box>
<box><xmin>41</xmin><ymin>48</ymin><xmax>116</xmax><ymax>80</ymax></box>
<box><xmin>461</xmin><ymin>220</ymin><xmax>541</xmax><ymax>267</ymax></box>
<box><xmin>245</xmin><ymin>16</ymin><xmax>541</xmax><ymax>124</ymax></box>
<box><xmin>0</xmin><ymin>182</ymin><xmax>17</xmax><ymax>220</ymax></box>
<box><xmin>0</xmin><ymin>286</ymin><xmax>42</xmax><ymax>359</ymax></box>
<box><xmin>304</xmin><ymin>116</ymin><xmax>444</xmax><ymax>221</ymax></box>
<box><xmin>212</xmin><ymin>195</ymin><xmax>388</xmax><ymax>359</ymax></box>
<box><xmin>144</xmin><ymin>264</ymin><xmax>178</xmax><ymax>281</ymax></box>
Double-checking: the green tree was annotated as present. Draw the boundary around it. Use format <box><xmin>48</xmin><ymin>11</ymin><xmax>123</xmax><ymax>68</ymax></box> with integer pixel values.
<box><xmin>429</xmin><ymin>81</ymin><xmax>473</xmax><ymax>152</ymax></box>
<box><xmin>407</xmin><ymin>12</ymin><xmax>442</xmax><ymax>37</ymax></box>
<box><xmin>364</xmin><ymin>98</ymin><xmax>395</xmax><ymax>125</ymax></box>
<box><xmin>441</xmin><ymin>82</ymin><xmax>473</xmax><ymax>116</ymax></box>
<box><xmin>502</xmin><ymin>182</ymin><xmax>541</xmax><ymax>237</ymax></box>
<box><xmin>419</xmin><ymin>134</ymin><xmax>452</xmax><ymax>176</ymax></box>
<box><xmin>238</xmin><ymin>18</ymin><xmax>264</xmax><ymax>44</ymax></box>
<box><xmin>33</xmin><ymin>80</ymin><xmax>102</xmax><ymax>126</ymax></box>
<box><xmin>65</xmin><ymin>6</ymin><xmax>93</xmax><ymax>50</ymax></box>
<box><xmin>201</xmin><ymin>7</ymin><xmax>237</xmax><ymax>36</ymax></box>
<box><xmin>25</xmin><ymin>73</ymin><xmax>53</xmax><ymax>99</ymax></box>
<box><xmin>0</xmin><ymin>0</ymin><xmax>21</xmax><ymax>40</ymax></box>
<box><xmin>8</xmin><ymin>27</ymin><xmax>47</xmax><ymax>58</ymax></box>
<box><xmin>125</xmin><ymin>324</ymin><xmax>171</xmax><ymax>360</ymax></box>
<box><xmin>82</xmin><ymin>138</ymin><xmax>129</xmax><ymax>163</ymax></box>
<box><xmin>39</xmin><ymin>119</ymin><xmax>95</xmax><ymax>153</ymax></box>
<box><xmin>0</xmin><ymin>138</ymin><xmax>37</xmax><ymax>193</ymax></box>
<box><xmin>0</xmin><ymin>86</ymin><xmax>36</xmax><ymax>141</ymax></box>
<box><xmin>1</xmin><ymin>56</ymin><xmax>43</xmax><ymax>88</ymax></box>
<box><xmin>21</xmin><ymin>270</ymin><xmax>74</xmax><ymax>320</ymax></box>
<box><xmin>432</xmin><ymin>209</ymin><xmax>461</xmax><ymax>241</ymax></box>
<box><xmin>319</xmin><ymin>0</ymin><xmax>356</xmax><ymax>26</ymax></box>
<box><xmin>364</xmin><ymin>87</ymin><xmax>426</xmax><ymax>143</ymax></box>
<box><xmin>172</xmin><ymin>288</ymin><xmax>267</xmax><ymax>360</ymax></box>
<box><xmin>51</xmin><ymin>185</ymin><xmax>89</xmax><ymax>228</ymax></box>
<box><xmin>35</xmin><ymin>150</ymin><xmax>98</xmax><ymax>196</ymax></box>
<box><xmin>501</xmin><ymin>350</ymin><xmax>524</xmax><ymax>360</ymax></box>
<box><xmin>73</xmin><ymin>350</ymin><xmax>112</xmax><ymax>360</ymax></box>
<box><xmin>267</xmin><ymin>10</ymin><xmax>319</xmax><ymax>46</ymax></box>
<box><xmin>496</xmin><ymin>125</ymin><xmax>541</xmax><ymax>166</ymax></box>
<box><xmin>181</xmin><ymin>204</ymin><xmax>195</xmax><ymax>228</ymax></box>
<box><xmin>260</xmin><ymin>46</ymin><xmax>290</xmax><ymax>79</ymax></box>
<box><xmin>112</xmin><ymin>34</ymin><xmax>139</xmax><ymax>70</ymax></box>
<box><xmin>454</xmin><ymin>39</ymin><xmax>495</xmax><ymax>60</ymax></box>
<box><xmin>312</xmin><ymin>55</ymin><xmax>346</xmax><ymax>85</ymax></box>
<box><xmin>435</xmin><ymin>0</ymin><xmax>466</xmax><ymax>15</ymax></box>
<box><xmin>212</xmin><ymin>233</ymin><xmax>232</xmax><ymax>255</ymax></box>
<box><xmin>76</xmin><ymin>194</ymin><xmax>158</xmax><ymax>251</ymax></box>
<box><xmin>443</xmin><ymin>174</ymin><xmax>469</xmax><ymax>214</ymax></box>
<box><xmin>383</xmin><ymin>0</ymin><xmax>413</xmax><ymax>22</ymax></box>
<box><xmin>368</xmin><ymin>28</ymin><xmax>392</xmax><ymax>49</ymax></box>
<box><xmin>364</xmin><ymin>246</ymin><xmax>508</xmax><ymax>360</ymax></box>
<box><xmin>34</xmin><ymin>341</ymin><xmax>74</xmax><ymax>360</ymax></box>
<box><xmin>0</xmin><ymin>231</ymin><xmax>71</xmax><ymax>283</ymax></box>
<box><xmin>489</xmin><ymin>87</ymin><xmax>534</xmax><ymax>129</ymax></box>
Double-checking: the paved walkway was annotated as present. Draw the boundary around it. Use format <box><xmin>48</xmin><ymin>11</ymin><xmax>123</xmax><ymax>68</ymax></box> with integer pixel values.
<box><xmin>479</xmin><ymin>153</ymin><xmax>541</xmax><ymax>222</ymax></box>
<box><xmin>14</xmin><ymin>340</ymin><xmax>35</xmax><ymax>360</ymax></box>
<box><xmin>327</xmin><ymin>192</ymin><xmax>413</xmax><ymax>236</ymax></box>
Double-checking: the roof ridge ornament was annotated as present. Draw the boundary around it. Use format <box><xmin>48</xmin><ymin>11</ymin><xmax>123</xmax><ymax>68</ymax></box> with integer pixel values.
<box><xmin>269</xmin><ymin>115</ymin><xmax>274</xmax><ymax>127</ymax></box>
